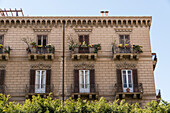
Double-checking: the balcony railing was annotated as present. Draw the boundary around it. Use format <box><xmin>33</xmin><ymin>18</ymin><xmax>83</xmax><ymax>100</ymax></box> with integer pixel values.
<box><xmin>71</xmin><ymin>47</ymin><xmax>98</xmax><ymax>60</ymax></box>
<box><xmin>112</xmin><ymin>44</ymin><xmax>142</xmax><ymax>60</ymax></box>
<box><xmin>27</xmin><ymin>47</ymin><xmax>55</xmax><ymax>60</ymax></box>
<box><xmin>0</xmin><ymin>47</ymin><xmax>10</xmax><ymax>60</ymax></box>
<box><xmin>114</xmin><ymin>83</ymin><xmax>143</xmax><ymax>99</ymax></box>
<box><xmin>0</xmin><ymin>85</ymin><xmax>7</xmax><ymax>94</ymax></box>
<box><xmin>71</xmin><ymin>84</ymin><xmax>99</xmax><ymax>99</ymax></box>
<box><xmin>25</xmin><ymin>84</ymin><xmax>54</xmax><ymax>94</ymax></box>
<box><xmin>152</xmin><ymin>53</ymin><xmax>157</xmax><ymax>70</ymax></box>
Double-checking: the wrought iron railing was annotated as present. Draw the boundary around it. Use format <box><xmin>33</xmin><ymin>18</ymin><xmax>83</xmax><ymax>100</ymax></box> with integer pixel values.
<box><xmin>71</xmin><ymin>84</ymin><xmax>98</xmax><ymax>93</ymax></box>
<box><xmin>114</xmin><ymin>83</ymin><xmax>143</xmax><ymax>93</ymax></box>
<box><xmin>72</xmin><ymin>47</ymin><xmax>98</xmax><ymax>54</ymax></box>
<box><xmin>152</xmin><ymin>53</ymin><xmax>157</xmax><ymax>62</ymax></box>
<box><xmin>0</xmin><ymin>85</ymin><xmax>7</xmax><ymax>94</ymax></box>
<box><xmin>25</xmin><ymin>84</ymin><xmax>54</xmax><ymax>94</ymax></box>
<box><xmin>112</xmin><ymin>44</ymin><xmax>133</xmax><ymax>54</ymax></box>
<box><xmin>27</xmin><ymin>47</ymin><xmax>55</xmax><ymax>54</ymax></box>
<box><xmin>0</xmin><ymin>47</ymin><xmax>11</xmax><ymax>54</ymax></box>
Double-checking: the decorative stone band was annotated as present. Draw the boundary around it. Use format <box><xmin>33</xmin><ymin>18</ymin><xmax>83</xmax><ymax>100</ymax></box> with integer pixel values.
<box><xmin>30</xmin><ymin>63</ymin><xmax>51</xmax><ymax>70</ymax></box>
<box><xmin>0</xmin><ymin>29</ymin><xmax>8</xmax><ymax>32</ymax></box>
<box><xmin>74</xmin><ymin>28</ymin><xmax>92</xmax><ymax>32</ymax></box>
<box><xmin>0</xmin><ymin>16</ymin><xmax>152</xmax><ymax>27</ymax></box>
<box><xmin>74</xmin><ymin>63</ymin><xmax>94</xmax><ymax>70</ymax></box>
<box><xmin>33</xmin><ymin>28</ymin><xmax>52</xmax><ymax>32</ymax></box>
<box><xmin>116</xmin><ymin>62</ymin><xmax>136</xmax><ymax>69</ymax></box>
<box><xmin>115</xmin><ymin>28</ymin><xmax>132</xmax><ymax>32</ymax></box>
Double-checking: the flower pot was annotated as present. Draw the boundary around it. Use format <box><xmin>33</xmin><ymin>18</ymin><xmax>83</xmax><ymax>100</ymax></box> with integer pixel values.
<box><xmin>126</xmin><ymin>88</ymin><xmax>130</xmax><ymax>92</ymax></box>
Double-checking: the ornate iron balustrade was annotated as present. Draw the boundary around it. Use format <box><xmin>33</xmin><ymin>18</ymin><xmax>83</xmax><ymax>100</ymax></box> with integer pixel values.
<box><xmin>0</xmin><ymin>85</ymin><xmax>7</xmax><ymax>94</ymax></box>
<box><xmin>115</xmin><ymin>83</ymin><xmax>143</xmax><ymax>93</ymax></box>
<box><xmin>71</xmin><ymin>84</ymin><xmax>98</xmax><ymax>93</ymax></box>
<box><xmin>25</xmin><ymin>84</ymin><xmax>54</xmax><ymax>94</ymax></box>
<box><xmin>27</xmin><ymin>47</ymin><xmax>55</xmax><ymax>54</ymax></box>
<box><xmin>72</xmin><ymin>47</ymin><xmax>98</xmax><ymax>54</ymax></box>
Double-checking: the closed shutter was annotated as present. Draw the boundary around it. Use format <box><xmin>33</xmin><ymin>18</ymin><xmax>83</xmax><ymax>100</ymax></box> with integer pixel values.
<box><xmin>132</xmin><ymin>69</ymin><xmax>138</xmax><ymax>92</ymax></box>
<box><xmin>116</xmin><ymin>69</ymin><xmax>122</xmax><ymax>92</ymax></box>
<box><xmin>90</xmin><ymin>69</ymin><xmax>95</xmax><ymax>93</ymax></box>
<box><xmin>0</xmin><ymin>70</ymin><xmax>5</xmax><ymax>93</ymax></box>
<box><xmin>46</xmin><ymin>70</ymin><xmax>51</xmax><ymax>93</ymax></box>
<box><xmin>30</xmin><ymin>70</ymin><xmax>35</xmax><ymax>93</ymax></box>
<box><xmin>74</xmin><ymin>70</ymin><xmax>79</xmax><ymax>93</ymax></box>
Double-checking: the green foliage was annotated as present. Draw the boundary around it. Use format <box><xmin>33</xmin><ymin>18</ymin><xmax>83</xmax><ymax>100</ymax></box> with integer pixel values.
<box><xmin>0</xmin><ymin>93</ymin><xmax>169</xmax><ymax>113</ymax></box>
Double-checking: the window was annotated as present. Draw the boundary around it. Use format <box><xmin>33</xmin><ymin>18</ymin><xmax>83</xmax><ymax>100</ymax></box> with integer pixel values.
<box><xmin>119</xmin><ymin>35</ymin><xmax>130</xmax><ymax>53</ymax></box>
<box><xmin>35</xmin><ymin>70</ymin><xmax>46</xmax><ymax>93</ymax></box>
<box><xmin>37</xmin><ymin>35</ymin><xmax>47</xmax><ymax>46</ymax></box>
<box><xmin>79</xmin><ymin>70</ymin><xmax>90</xmax><ymax>93</ymax></box>
<box><xmin>78</xmin><ymin>35</ymin><xmax>89</xmax><ymax>53</ymax></box>
<box><xmin>119</xmin><ymin>35</ymin><xmax>130</xmax><ymax>46</ymax></box>
<box><xmin>122</xmin><ymin>70</ymin><xmax>133</xmax><ymax>92</ymax></box>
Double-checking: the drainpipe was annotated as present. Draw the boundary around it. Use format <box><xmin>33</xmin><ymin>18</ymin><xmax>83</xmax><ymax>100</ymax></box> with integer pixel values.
<box><xmin>62</xmin><ymin>20</ymin><xmax>65</xmax><ymax>102</ymax></box>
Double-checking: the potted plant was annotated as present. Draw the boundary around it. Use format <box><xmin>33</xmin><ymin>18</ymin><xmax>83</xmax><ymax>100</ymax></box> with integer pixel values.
<box><xmin>133</xmin><ymin>45</ymin><xmax>143</xmax><ymax>53</ymax></box>
<box><xmin>125</xmin><ymin>44</ymin><xmax>130</xmax><ymax>48</ymax></box>
<box><xmin>0</xmin><ymin>44</ymin><xmax>3</xmax><ymax>48</ymax></box>
<box><xmin>118</xmin><ymin>44</ymin><xmax>123</xmax><ymax>48</ymax></box>
<box><xmin>126</xmin><ymin>88</ymin><xmax>130</xmax><ymax>92</ymax></box>
<box><xmin>4</xmin><ymin>47</ymin><xmax>10</xmax><ymax>54</ymax></box>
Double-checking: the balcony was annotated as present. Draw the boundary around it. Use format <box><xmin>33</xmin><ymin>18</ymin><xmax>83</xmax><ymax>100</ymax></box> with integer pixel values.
<box><xmin>114</xmin><ymin>83</ymin><xmax>143</xmax><ymax>99</ymax></box>
<box><xmin>152</xmin><ymin>53</ymin><xmax>157</xmax><ymax>71</ymax></box>
<box><xmin>0</xmin><ymin>85</ymin><xmax>7</xmax><ymax>94</ymax></box>
<box><xmin>25</xmin><ymin>84</ymin><xmax>54</xmax><ymax>99</ymax></box>
<box><xmin>0</xmin><ymin>47</ymin><xmax>10</xmax><ymax>60</ymax></box>
<box><xmin>112</xmin><ymin>44</ymin><xmax>143</xmax><ymax>60</ymax></box>
<box><xmin>27</xmin><ymin>47</ymin><xmax>55</xmax><ymax>60</ymax></box>
<box><xmin>71</xmin><ymin>47</ymin><xmax>98</xmax><ymax>60</ymax></box>
<box><xmin>71</xmin><ymin>84</ymin><xmax>99</xmax><ymax>100</ymax></box>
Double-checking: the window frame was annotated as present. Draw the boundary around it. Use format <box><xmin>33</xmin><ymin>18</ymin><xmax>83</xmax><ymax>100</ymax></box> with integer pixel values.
<box><xmin>37</xmin><ymin>35</ymin><xmax>48</xmax><ymax>46</ymax></box>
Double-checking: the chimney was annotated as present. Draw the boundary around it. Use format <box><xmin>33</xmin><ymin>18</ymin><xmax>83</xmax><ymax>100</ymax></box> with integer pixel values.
<box><xmin>105</xmin><ymin>11</ymin><xmax>109</xmax><ymax>16</ymax></box>
<box><xmin>100</xmin><ymin>11</ymin><xmax>104</xmax><ymax>16</ymax></box>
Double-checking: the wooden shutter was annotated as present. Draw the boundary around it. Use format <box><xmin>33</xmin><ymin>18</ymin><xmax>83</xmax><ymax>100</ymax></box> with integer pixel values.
<box><xmin>74</xmin><ymin>70</ymin><xmax>79</xmax><ymax>93</ymax></box>
<box><xmin>116</xmin><ymin>69</ymin><xmax>122</xmax><ymax>92</ymax></box>
<box><xmin>0</xmin><ymin>70</ymin><xmax>5</xmax><ymax>93</ymax></box>
<box><xmin>133</xmin><ymin>69</ymin><xmax>138</xmax><ymax>92</ymax></box>
<box><xmin>46</xmin><ymin>70</ymin><xmax>51</xmax><ymax>93</ymax></box>
<box><xmin>30</xmin><ymin>70</ymin><xmax>35</xmax><ymax>93</ymax></box>
<box><xmin>84</xmin><ymin>35</ymin><xmax>89</xmax><ymax>53</ymax></box>
<box><xmin>90</xmin><ymin>69</ymin><xmax>95</xmax><ymax>93</ymax></box>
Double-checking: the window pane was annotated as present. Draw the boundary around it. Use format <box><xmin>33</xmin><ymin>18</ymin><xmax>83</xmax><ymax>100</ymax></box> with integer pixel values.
<box><xmin>119</xmin><ymin>35</ymin><xmax>124</xmax><ymax>44</ymax></box>
<box><xmin>123</xmin><ymin>75</ymin><xmax>127</xmax><ymax>84</ymax></box>
<box><xmin>43</xmin><ymin>36</ymin><xmax>47</xmax><ymax>46</ymax></box>
<box><xmin>125</xmin><ymin>35</ymin><xmax>130</xmax><ymax>44</ymax></box>
<box><xmin>38</xmin><ymin>36</ymin><xmax>41</xmax><ymax>45</ymax></box>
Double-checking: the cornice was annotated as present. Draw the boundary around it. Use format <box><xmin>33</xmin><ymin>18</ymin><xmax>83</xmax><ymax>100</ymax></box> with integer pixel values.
<box><xmin>0</xmin><ymin>16</ymin><xmax>152</xmax><ymax>28</ymax></box>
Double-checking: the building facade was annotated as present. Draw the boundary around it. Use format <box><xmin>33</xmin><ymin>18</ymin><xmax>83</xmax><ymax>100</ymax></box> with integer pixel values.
<box><xmin>0</xmin><ymin>15</ymin><xmax>158</xmax><ymax>106</ymax></box>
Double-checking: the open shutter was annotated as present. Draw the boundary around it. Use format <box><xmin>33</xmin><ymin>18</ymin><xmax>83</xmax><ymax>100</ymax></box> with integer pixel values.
<box><xmin>84</xmin><ymin>35</ymin><xmax>89</xmax><ymax>53</ymax></box>
<box><xmin>74</xmin><ymin>70</ymin><xmax>79</xmax><ymax>93</ymax></box>
<box><xmin>46</xmin><ymin>70</ymin><xmax>51</xmax><ymax>93</ymax></box>
<box><xmin>116</xmin><ymin>69</ymin><xmax>122</xmax><ymax>92</ymax></box>
<box><xmin>79</xmin><ymin>35</ymin><xmax>84</xmax><ymax>53</ymax></box>
<box><xmin>30</xmin><ymin>70</ymin><xmax>35</xmax><ymax>93</ymax></box>
<box><xmin>90</xmin><ymin>69</ymin><xmax>95</xmax><ymax>93</ymax></box>
<box><xmin>0</xmin><ymin>70</ymin><xmax>5</xmax><ymax>93</ymax></box>
<box><xmin>133</xmin><ymin>69</ymin><xmax>138</xmax><ymax>92</ymax></box>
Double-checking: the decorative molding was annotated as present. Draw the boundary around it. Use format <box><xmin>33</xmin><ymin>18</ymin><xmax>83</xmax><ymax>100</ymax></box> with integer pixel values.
<box><xmin>115</xmin><ymin>28</ymin><xmax>132</xmax><ymax>32</ymax></box>
<box><xmin>74</xmin><ymin>63</ymin><xmax>94</xmax><ymax>70</ymax></box>
<box><xmin>0</xmin><ymin>29</ymin><xmax>8</xmax><ymax>32</ymax></box>
<box><xmin>116</xmin><ymin>62</ymin><xmax>136</xmax><ymax>69</ymax></box>
<box><xmin>30</xmin><ymin>63</ymin><xmax>51</xmax><ymax>69</ymax></box>
<box><xmin>74</xmin><ymin>28</ymin><xmax>92</xmax><ymax>32</ymax></box>
<box><xmin>33</xmin><ymin>28</ymin><xmax>51</xmax><ymax>32</ymax></box>
<box><xmin>0</xmin><ymin>65</ymin><xmax>6</xmax><ymax>70</ymax></box>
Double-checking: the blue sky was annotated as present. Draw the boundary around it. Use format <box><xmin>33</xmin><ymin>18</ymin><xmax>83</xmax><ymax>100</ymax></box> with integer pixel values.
<box><xmin>0</xmin><ymin>0</ymin><xmax>170</xmax><ymax>101</ymax></box>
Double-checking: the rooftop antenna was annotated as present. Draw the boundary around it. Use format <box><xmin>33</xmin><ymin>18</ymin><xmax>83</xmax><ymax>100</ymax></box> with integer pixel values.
<box><xmin>0</xmin><ymin>8</ymin><xmax>24</xmax><ymax>16</ymax></box>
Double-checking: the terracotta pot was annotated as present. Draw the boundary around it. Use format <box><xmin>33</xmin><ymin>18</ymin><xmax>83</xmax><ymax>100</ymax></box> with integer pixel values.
<box><xmin>126</xmin><ymin>88</ymin><xmax>130</xmax><ymax>92</ymax></box>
